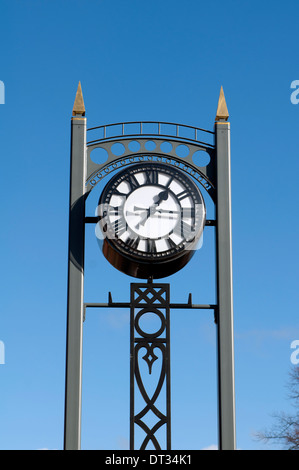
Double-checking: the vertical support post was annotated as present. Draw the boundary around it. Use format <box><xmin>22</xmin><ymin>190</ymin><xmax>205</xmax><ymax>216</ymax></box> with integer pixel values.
<box><xmin>215</xmin><ymin>87</ymin><xmax>236</xmax><ymax>450</ymax></box>
<box><xmin>64</xmin><ymin>83</ymin><xmax>86</xmax><ymax>450</ymax></box>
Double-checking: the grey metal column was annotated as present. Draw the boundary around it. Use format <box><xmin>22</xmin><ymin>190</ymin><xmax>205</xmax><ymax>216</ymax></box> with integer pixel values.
<box><xmin>64</xmin><ymin>82</ymin><xmax>86</xmax><ymax>450</ymax></box>
<box><xmin>215</xmin><ymin>87</ymin><xmax>236</xmax><ymax>450</ymax></box>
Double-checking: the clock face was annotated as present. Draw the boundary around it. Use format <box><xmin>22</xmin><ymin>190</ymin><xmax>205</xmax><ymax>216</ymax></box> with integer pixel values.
<box><xmin>98</xmin><ymin>162</ymin><xmax>206</xmax><ymax>278</ymax></box>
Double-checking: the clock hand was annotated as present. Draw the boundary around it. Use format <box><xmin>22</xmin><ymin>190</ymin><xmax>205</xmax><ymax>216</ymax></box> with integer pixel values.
<box><xmin>153</xmin><ymin>207</ymin><xmax>195</xmax><ymax>217</ymax></box>
<box><xmin>127</xmin><ymin>209</ymin><xmax>176</xmax><ymax>218</ymax></box>
<box><xmin>133</xmin><ymin>207</ymin><xmax>180</xmax><ymax>215</ymax></box>
<box><xmin>134</xmin><ymin>191</ymin><xmax>170</xmax><ymax>214</ymax></box>
<box><xmin>133</xmin><ymin>207</ymin><xmax>193</xmax><ymax>216</ymax></box>
<box><xmin>135</xmin><ymin>208</ymin><xmax>151</xmax><ymax>229</ymax></box>
<box><xmin>150</xmin><ymin>213</ymin><xmax>176</xmax><ymax>220</ymax></box>
<box><xmin>137</xmin><ymin>190</ymin><xmax>170</xmax><ymax>227</ymax></box>
<box><xmin>153</xmin><ymin>189</ymin><xmax>169</xmax><ymax>205</ymax></box>
<box><xmin>128</xmin><ymin>210</ymin><xmax>176</xmax><ymax>221</ymax></box>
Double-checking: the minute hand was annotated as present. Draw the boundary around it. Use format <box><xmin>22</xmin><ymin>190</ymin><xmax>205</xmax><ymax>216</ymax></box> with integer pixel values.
<box><xmin>156</xmin><ymin>208</ymin><xmax>195</xmax><ymax>217</ymax></box>
<box><xmin>135</xmin><ymin>208</ymin><xmax>194</xmax><ymax>216</ymax></box>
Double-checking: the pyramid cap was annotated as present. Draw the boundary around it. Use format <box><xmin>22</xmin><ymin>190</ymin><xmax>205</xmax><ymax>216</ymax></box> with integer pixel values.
<box><xmin>72</xmin><ymin>81</ymin><xmax>85</xmax><ymax>116</ymax></box>
<box><xmin>215</xmin><ymin>86</ymin><xmax>229</xmax><ymax>121</ymax></box>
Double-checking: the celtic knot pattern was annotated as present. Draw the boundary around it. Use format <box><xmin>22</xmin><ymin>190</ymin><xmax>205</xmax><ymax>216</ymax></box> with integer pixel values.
<box><xmin>130</xmin><ymin>281</ymin><xmax>171</xmax><ymax>450</ymax></box>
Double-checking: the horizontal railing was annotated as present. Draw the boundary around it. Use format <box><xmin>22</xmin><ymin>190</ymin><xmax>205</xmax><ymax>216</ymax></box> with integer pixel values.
<box><xmin>87</xmin><ymin>121</ymin><xmax>215</xmax><ymax>147</ymax></box>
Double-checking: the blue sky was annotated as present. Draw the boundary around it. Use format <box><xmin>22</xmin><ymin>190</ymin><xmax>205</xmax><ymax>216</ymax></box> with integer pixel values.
<box><xmin>0</xmin><ymin>0</ymin><xmax>299</xmax><ymax>450</ymax></box>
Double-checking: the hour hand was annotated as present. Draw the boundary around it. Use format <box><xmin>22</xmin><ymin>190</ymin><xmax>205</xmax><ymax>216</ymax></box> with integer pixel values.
<box><xmin>134</xmin><ymin>190</ymin><xmax>169</xmax><ymax>213</ymax></box>
<box><xmin>153</xmin><ymin>190</ymin><xmax>169</xmax><ymax>205</ymax></box>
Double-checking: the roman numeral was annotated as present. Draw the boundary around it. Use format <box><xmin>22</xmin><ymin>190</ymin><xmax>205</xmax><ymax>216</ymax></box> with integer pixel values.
<box><xmin>108</xmin><ymin>206</ymin><xmax>121</xmax><ymax>216</ymax></box>
<box><xmin>166</xmin><ymin>176</ymin><xmax>174</xmax><ymax>188</ymax></box>
<box><xmin>147</xmin><ymin>238</ymin><xmax>157</xmax><ymax>254</ymax></box>
<box><xmin>126</xmin><ymin>236</ymin><xmax>140</xmax><ymax>250</ymax></box>
<box><xmin>127</xmin><ymin>174</ymin><xmax>139</xmax><ymax>191</ymax></box>
<box><xmin>181</xmin><ymin>207</ymin><xmax>195</xmax><ymax>219</ymax></box>
<box><xmin>173</xmin><ymin>220</ymin><xmax>194</xmax><ymax>238</ymax></box>
<box><xmin>177</xmin><ymin>189</ymin><xmax>190</xmax><ymax>201</ymax></box>
<box><xmin>144</xmin><ymin>169</ymin><xmax>159</xmax><ymax>185</ymax></box>
<box><xmin>113</xmin><ymin>217</ymin><xmax>127</xmax><ymax>237</ymax></box>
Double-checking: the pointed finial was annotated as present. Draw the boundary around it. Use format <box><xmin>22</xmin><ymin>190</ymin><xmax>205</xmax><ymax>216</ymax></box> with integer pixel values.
<box><xmin>215</xmin><ymin>86</ymin><xmax>229</xmax><ymax>121</ymax></box>
<box><xmin>72</xmin><ymin>81</ymin><xmax>85</xmax><ymax>116</ymax></box>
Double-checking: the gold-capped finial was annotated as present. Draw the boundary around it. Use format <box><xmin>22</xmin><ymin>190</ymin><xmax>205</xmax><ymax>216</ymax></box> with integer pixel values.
<box><xmin>72</xmin><ymin>81</ymin><xmax>85</xmax><ymax>116</ymax></box>
<box><xmin>215</xmin><ymin>86</ymin><xmax>229</xmax><ymax>121</ymax></box>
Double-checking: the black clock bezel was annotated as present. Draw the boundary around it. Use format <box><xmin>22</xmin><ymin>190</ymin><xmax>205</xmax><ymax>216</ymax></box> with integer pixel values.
<box><xmin>98</xmin><ymin>162</ymin><xmax>206</xmax><ymax>279</ymax></box>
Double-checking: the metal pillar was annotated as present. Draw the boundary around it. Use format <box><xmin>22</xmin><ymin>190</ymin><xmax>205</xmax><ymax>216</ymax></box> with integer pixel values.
<box><xmin>64</xmin><ymin>83</ymin><xmax>86</xmax><ymax>450</ymax></box>
<box><xmin>215</xmin><ymin>87</ymin><xmax>236</xmax><ymax>450</ymax></box>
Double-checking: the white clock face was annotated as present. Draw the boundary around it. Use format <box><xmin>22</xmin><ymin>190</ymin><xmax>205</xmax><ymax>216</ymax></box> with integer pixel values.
<box><xmin>124</xmin><ymin>184</ymin><xmax>179</xmax><ymax>240</ymax></box>
<box><xmin>98</xmin><ymin>163</ymin><xmax>206</xmax><ymax>263</ymax></box>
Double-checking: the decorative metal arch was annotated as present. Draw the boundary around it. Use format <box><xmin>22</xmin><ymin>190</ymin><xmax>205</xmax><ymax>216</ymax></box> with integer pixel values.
<box><xmin>85</xmin><ymin>121</ymin><xmax>216</xmax><ymax>202</ymax></box>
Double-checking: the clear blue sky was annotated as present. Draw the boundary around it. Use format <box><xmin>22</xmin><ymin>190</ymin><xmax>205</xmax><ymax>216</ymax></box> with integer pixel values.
<box><xmin>0</xmin><ymin>0</ymin><xmax>298</xmax><ymax>450</ymax></box>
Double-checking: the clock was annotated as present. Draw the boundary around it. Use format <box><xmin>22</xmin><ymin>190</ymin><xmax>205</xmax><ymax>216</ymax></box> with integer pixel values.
<box><xmin>97</xmin><ymin>162</ymin><xmax>206</xmax><ymax>279</ymax></box>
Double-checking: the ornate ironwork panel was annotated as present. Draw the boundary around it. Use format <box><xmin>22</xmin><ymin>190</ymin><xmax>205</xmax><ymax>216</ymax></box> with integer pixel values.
<box><xmin>130</xmin><ymin>280</ymin><xmax>171</xmax><ymax>450</ymax></box>
<box><xmin>85</xmin><ymin>121</ymin><xmax>216</xmax><ymax>202</ymax></box>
